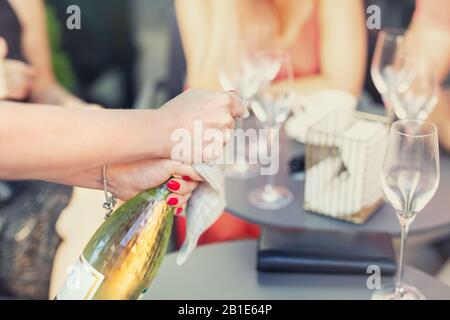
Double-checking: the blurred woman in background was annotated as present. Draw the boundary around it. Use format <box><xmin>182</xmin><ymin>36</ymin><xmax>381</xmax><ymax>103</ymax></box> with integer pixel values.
<box><xmin>175</xmin><ymin>0</ymin><xmax>367</xmax><ymax>245</ymax></box>
<box><xmin>409</xmin><ymin>0</ymin><xmax>450</xmax><ymax>151</ymax></box>
<box><xmin>176</xmin><ymin>0</ymin><xmax>367</xmax><ymax>95</ymax></box>
<box><xmin>0</xmin><ymin>0</ymin><xmax>100</xmax><ymax>299</ymax></box>
<box><xmin>407</xmin><ymin>0</ymin><xmax>450</xmax><ymax>283</ymax></box>
<box><xmin>0</xmin><ymin>0</ymin><xmax>94</xmax><ymax>106</ymax></box>
<box><xmin>0</xmin><ymin>0</ymin><xmax>108</xmax><ymax>299</ymax></box>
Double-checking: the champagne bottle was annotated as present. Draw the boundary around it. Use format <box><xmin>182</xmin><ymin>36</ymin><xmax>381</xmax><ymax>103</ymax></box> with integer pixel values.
<box><xmin>55</xmin><ymin>182</ymin><xmax>174</xmax><ymax>300</ymax></box>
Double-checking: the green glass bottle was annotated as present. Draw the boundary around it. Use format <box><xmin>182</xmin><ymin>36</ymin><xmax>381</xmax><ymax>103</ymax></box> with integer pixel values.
<box><xmin>55</xmin><ymin>183</ymin><xmax>173</xmax><ymax>300</ymax></box>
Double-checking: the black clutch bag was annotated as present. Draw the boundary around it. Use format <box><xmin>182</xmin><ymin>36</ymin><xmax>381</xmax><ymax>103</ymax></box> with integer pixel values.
<box><xmin>257</xmin><ymin>227</ymin><xmax>397</xmax><ymax>275</ymax></box>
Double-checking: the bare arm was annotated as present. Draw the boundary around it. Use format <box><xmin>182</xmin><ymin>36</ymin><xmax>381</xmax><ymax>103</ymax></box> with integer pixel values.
<box><xmin>176</xmin><ymin>0</ymin><xmax>244</xmax><ymax>90</ymax></box>
<box><xmin>176</xmin><ymin>0</ymin><xmax>215</xmax><ymax>90</ymax></box>
<box><xmin>177</xmin><ymin>0</ymin><xmax>367</xmax><ymax>96</ymax></box>
<box><xmin>0</xmin><ymin>89</ymin><xmax>243</xmax><ymax>181</ymax></box>
<box><xmin>0</xmin><ymin>101</ymin><xmax>166</xmax><ymax>178</ymax></box>
<box><xmin>288</xmin><ymin>0</ymin><xmax>367</xmax><ymax>96</ymax></box>
<box><xmin>9</xmin><ymin>0</ymin><xmax>87</xmax><ymax>106</ymax></box>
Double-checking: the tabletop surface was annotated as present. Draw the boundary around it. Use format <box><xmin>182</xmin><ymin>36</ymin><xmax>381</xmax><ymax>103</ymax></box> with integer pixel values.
<box><xmin>225</xmin><ymin>120</ymin><xmax>450</xmax><ymax>236</ymax></box>
<box><xmin>144</xmin><ymin>241</ymin><xmax>450</xmax><ymax>300</ymax></box>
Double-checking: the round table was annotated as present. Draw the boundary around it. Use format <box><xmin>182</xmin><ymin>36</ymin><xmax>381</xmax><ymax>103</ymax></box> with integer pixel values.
<box><xmin>144</xmin><ymin>241</ymin><xmax>450</xmax><ymax>300</ymax></box>
<box><xmin>225</xmin><ymin>135</ymin><xmax>450</xmax><ymax>236</ymax></box>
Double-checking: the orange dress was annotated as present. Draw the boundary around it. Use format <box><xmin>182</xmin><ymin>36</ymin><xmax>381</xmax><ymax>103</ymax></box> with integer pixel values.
<box><xmin>176</xmin><ymin>4</ymin><xmax>320</xmax><ymax>247</ymax></box>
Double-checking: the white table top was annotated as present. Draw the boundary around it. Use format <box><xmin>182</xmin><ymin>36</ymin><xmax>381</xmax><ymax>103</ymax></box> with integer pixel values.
<box><xmin>144</xmin><ymin>241</ymin><xmax>450</xmax><ymax>300</ymax></box>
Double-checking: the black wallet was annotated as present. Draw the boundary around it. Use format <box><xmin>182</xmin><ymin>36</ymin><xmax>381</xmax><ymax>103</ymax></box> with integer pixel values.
<box><xmin>257</xmin><ymin>227</ymin><xmax>397</xmax><ymax>275</ymax></box>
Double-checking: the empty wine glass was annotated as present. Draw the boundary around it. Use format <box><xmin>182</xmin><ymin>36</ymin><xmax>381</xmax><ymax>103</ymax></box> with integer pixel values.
<box><xmin>372</xmin><ymin>120</ymin><xmax>440</xmax><ymax>300</ymax></box>
<box><xmin>390</xmin><ymin>53</ymin><xmax>437</xmax><ymax>120</ymax></box>
<box><xmin>371</xmin><ymin>28</ymin><xmax>407</xmax><ymax>122</ymax></box>
<box><xmin>248</xmin><ymin>51</ymin><xmax>295</xmax><ymax>210</ymax></box>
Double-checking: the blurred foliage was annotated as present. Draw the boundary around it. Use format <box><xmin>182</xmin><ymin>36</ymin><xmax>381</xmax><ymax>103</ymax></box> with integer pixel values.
<box><xmin>45</xmin><ymin>4</ymin><xmax>76</xmax><ymax>91</ymax></box>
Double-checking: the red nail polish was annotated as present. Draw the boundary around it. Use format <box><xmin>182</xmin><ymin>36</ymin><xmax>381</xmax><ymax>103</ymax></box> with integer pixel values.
<box><xmin>176</xmin><ymin>207</ymin><xmax>183</xmax><ymax>215</ymax></box>
<box><xmin>167</xmin><ymin>180</ymin><xmax>180</xmax><ymax>191</ymax></box>
<box><xmin>182</xmin><ymin>176</ymin><xmax>191</xmax><ymax>182</ymax></box>
<box><xmin>167</xmin><ymin>197</ymin><xmax>178</xmax><ymax>206</ymax></box>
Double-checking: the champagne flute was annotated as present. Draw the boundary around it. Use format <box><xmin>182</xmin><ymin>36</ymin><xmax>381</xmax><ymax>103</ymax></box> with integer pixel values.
<box><xmin>218</xmin><ymin>20</ymin><xmax>280</xmax><ymax>179</ymax></box>
<box><xmin>219</xmin><ymin>56</ymin><xmax>262</xmax><ymax>179</ymax></box>
<box><xmin>371</xmin><ymin>28</ymin><xmax>407</xmax><ymax>122</ymax></box>
<box><xmin>372</xmin><ymin>120</ymin><xmax>440</xmax><ymax>300</ymax></box>
<box><xmin>390</xmin><ymin>53</ymin><xmax>437</xmax><ymax>120</ymax></box>
<box><xmin>248</xmin><ymin>51</ymin><xmax>295</xmax><ymax>210</ymax></box>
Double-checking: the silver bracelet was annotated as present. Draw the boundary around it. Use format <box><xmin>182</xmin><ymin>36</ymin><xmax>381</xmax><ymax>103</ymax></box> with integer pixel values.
<box><xmin>102</xmin><ymin>165</ymin><xmax>117</xmax><ymax>219</ymax></box>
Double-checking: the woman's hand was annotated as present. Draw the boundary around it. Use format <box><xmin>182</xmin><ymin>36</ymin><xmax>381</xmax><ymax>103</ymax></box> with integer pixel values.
<box><xmin>158</xmin><ymin>89</ymin><xmax>244</xmax><ymax>163</ymax></box>
<box><xmin>1</xmin><ymin>54</ymin><xmax>36</xmax><ymax>100</ymax></box>
<box><xmin>0</xmin><ymin>37</ymin><xmax>35</xmax><ymax>102</ymax></box>
<box><xmin>107</xmin><ymin>158</ymin><xmax>203</xmax><ymax>215</ymax></box>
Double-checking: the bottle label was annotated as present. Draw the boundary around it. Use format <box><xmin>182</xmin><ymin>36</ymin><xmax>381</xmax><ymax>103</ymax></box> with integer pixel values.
<box><xmin>56</xmin><ymin>255</ymin><xmax>105</xmax><ymax>300</ymax></box>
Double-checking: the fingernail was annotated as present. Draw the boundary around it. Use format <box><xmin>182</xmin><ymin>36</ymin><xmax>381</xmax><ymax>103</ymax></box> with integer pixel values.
<box><xmin>182</xmin><ymin>176</ymin><xmax>191</xmax><ymax>182</ymax></box>
<box><xmin>167</xmin><ymin>197</ymin><xmax>178</xmax><ymax>206</ymax></box>
<box><xmin>176</xmin><ymin>207</ymin><xmax>183</xmax><ymax>215</ymax></box>
<box><xmin>167</xmin><ymin>180</ymin><xmax>180</xmax><ymax>191</ymax></box>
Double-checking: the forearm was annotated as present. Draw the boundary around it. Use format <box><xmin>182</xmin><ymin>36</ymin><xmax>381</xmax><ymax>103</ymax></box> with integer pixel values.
<box><xmin>0</xmin><ymin>101</ymin><xmax>168</xmax><ymax>179</ymax></box>
<box><xmin>32</xmin><ymin>166</ymin><xmax>104</xmax><ymax>190</ymax></box>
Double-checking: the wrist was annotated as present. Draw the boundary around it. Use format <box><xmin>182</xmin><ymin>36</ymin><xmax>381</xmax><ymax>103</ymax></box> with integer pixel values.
<box><xmin>147</xmin><ymin>108</ymin><xmax>177</xmax><ymax>159</ymax></box>
<box><xmin>105</xmin><ymin>164</ymin><xmax>121</xmax><ymax>197</ymax></box>
<box><xmin>34</xmin><ymin>166</ymin><xmax>104</xmax><ymax>191</ymax></box>
<box><xmin>132</xmin><ymin>108</ymin><xmax>172</xmax><ymax>159</ymax></box>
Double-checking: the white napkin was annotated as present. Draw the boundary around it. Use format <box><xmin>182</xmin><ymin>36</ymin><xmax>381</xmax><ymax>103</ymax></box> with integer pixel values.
<box><xmin>285</xmin><ymin>90</ymin><xmax>357</xmax><ymax>143</ymax></box>
<box><xmin>176</xmin><ymin>163</ymin><xmax>226</xmax><ymax>265</ymax></box>
<box><xmin>175</xmin><ymin>91</ymin><xmax>248</xmax><ymax>265</ymax></box>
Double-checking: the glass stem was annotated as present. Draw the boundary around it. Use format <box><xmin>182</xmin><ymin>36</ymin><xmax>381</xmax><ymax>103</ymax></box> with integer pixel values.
<box><xmin>235</xmin><ymin>117</ymin><xmax>245</xmax><ymax>163</ymax></box>
<box><xmin>381</xmin><ymin>94</ymin><xmax>395</xmax><ymax>126</ymax></box>
<box><xmin>264</xmin><ymin>127</ymin><xmax>275</xmax><ymax>192</ymax></box>
<box><xmin>236</xmin><ymin>117</ymin><xmax>244</xmax><ymax>131</ymax></box>
<box><xmin>396</xmin><ymin>214</ymin><xmax>410</xmax><ymax>296</ymax></box>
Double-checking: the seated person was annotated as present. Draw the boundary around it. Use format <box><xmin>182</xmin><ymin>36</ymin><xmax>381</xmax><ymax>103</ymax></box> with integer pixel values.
<box><xmin>0</xmin><ymin>0</ymin><xmax>95</xmax><ymax>106</ymax></box>
<box><xmin>409</xmin><ymin>0</ymin><xmax>450</xmax><ymax>151</ymax></box>
<box><xmin>175</xmin><ymin>0</ymin><xmax>368</xmax><ymax>245</ymax></box>
<box><xmin>0</xmin><ymin>0</ymin><xmax>101</xmax><ymax>299</ymax></box>
<box><xmin>408</xmin><ymin>0</ymin><xmax>450</xmax><ymax>284</ymax></box>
